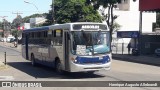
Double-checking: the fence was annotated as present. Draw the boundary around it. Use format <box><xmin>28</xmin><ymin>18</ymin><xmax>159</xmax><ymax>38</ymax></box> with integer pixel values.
<box><xmin>112</xmin><ymin>43</ymin><xmax>130</xmax><ymax>54</ymax></box>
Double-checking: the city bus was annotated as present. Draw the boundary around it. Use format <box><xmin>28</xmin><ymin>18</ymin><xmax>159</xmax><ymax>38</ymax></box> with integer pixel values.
<box><xmin>22</xmin><ymin>22</ymin><xmax>112</xmax><ymax>73</ymax></box>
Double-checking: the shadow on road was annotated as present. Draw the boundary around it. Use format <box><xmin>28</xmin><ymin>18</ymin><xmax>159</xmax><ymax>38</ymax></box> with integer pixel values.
<box><xmin>7</xmin><ymin>62</ymin><xmax>105</xmax><ymax>79</ymax></box>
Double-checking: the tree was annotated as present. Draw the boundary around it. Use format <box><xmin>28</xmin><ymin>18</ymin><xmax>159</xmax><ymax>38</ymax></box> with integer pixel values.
<box><xmin>87</xmin><ymin>0</ymin><xmax>121</xmax><ymax>40</ymax></box>
<box><xmin>0</xmin><ymin>21</ymin><xmax>2</xmax><ymax>29</ymax></box>
<box><xmin>44</xmin><ymin>0</ymin><xmax>102</xmax><ymax>25</ymax></box>
<box><xmin>0</xmin><ymin>21</ymin><xmax>3</xmax><ymax>37</ymax></box>
<box><xmin>12</xmin><ymin>15</ymin><xmax>23</xmax><ymax>39</ymax></box>
<box><xmin>2</xmin><ymin>19</ymin><xmax>11</xmax><ymax>37</ymax></box>
<box><xmin>12</xmin><ymin>15</ymin><xmax>23</xmax><ymax>29</ymax></box>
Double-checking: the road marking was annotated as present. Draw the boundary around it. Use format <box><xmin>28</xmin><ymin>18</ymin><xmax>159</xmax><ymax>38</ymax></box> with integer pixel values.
<box><xmin>0</xmin><ymin>76</ymin><xmax>14</xmax><ymax>80</ymax></box>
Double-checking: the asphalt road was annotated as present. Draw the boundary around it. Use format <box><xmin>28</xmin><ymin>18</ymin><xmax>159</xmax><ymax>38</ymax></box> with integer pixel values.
<box><xmin>0</xmin><ymin>45</ymin><xmax>160</xmax><ymax>90</ymax></box>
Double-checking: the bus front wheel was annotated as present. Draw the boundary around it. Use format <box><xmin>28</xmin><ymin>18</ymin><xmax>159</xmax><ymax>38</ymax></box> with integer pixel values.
<box><xmin>87</xmin><ymin>71</ymin><xmax>95</xmax><ymax>74</ymax></box>
<box><xmin>55</xmin><ymin>61</ymin><xmax>63</xmax><ymax>74</ymax></box>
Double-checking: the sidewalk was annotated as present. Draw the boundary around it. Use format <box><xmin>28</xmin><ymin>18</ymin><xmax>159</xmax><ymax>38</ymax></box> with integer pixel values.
<box><xmin>112</xmin><ymin>54</ymin><xmax>160</xmax><ymax>66</ymax></box>
<box><xmin>0</xmin><ymin>42</ymin><xmax>21</xmax><ymax>68</ymax></box>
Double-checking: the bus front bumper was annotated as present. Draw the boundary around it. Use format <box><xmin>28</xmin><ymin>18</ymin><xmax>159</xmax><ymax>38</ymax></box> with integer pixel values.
<box><xmin>69</xmin><ymin>62</ymin><xmax>111</xmax><ymax>72</ymax></box>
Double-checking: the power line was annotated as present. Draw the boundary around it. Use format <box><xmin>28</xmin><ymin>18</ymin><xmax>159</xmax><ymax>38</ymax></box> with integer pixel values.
<box><xmin>0</xmin><ymin>11</ymin><xmax>46</xmax><ymax>13</ymax></box>
<box><xmin>12</xmin><ymin>12</ymin><xmax>23</xmax><ymax>17</ymax></box>
<box><xmin>0</xmin><ymin>16</ymin><xmax>8</xmax><ymax>19</ymax></box>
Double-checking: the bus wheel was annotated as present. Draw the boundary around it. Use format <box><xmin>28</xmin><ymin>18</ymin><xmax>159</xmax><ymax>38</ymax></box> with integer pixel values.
<box><xmin>55</xmin><ymin>61</ymin><xmax>63</xmax><ymax>74</ymax></box>
<box><xmin>87</xmin><ymin>71</ymin><xmax>95</xmax><ymax>74</ymax></box>
<box><xmin>31</xmin><ymin>54</ymin><xmax>36</xmax><ymax>66</ymax></box>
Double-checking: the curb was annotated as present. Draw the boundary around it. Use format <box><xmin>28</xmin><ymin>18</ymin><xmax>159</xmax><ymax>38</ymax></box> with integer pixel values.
<box><xmin>0</xmin><ymin>44</ymin><xmax>21</xmax><ymax>53</ymax></box>
<box><xmin>0</xmin><ymin>43</ymin><xmax>20</xmax><ymax>70</ymax></box>
<box><xmin>112</xmin><ymin>56</ymin><xmax>160</xmax><ymax>67</ymax></box>
<box><xmin>0</xmin><ymin>62</ymin><xmax>9</xmax><ymax>70</ymax></box>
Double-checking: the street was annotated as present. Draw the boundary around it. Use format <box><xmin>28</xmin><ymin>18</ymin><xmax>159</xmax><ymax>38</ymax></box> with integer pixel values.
<box><xmin>0</xmin><ymin>45</ymin><xmax>160</xmax><ymax>90</ymax></box>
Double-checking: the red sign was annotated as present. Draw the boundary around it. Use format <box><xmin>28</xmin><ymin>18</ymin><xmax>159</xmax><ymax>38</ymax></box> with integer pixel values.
<box><xmin>0</xmin><ymin>29</ymin><xmax>3</xmax><ymax>32</ymax></box>
<box><xmin>17</xmin><ymin>26</ymin><xmax>24</xmax><ymax>30</ymax></box>
<box><xmin>139</xmin><ymin>0</ymin><xmax>160</xmax><ymax>11</ymax></box>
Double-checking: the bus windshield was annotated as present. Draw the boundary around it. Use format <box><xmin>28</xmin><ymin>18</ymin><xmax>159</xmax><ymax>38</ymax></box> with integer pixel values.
<box><xmin>71</xmin><ymin>31</ymin><xmax>110</xmax><ymax>55</ymax></box>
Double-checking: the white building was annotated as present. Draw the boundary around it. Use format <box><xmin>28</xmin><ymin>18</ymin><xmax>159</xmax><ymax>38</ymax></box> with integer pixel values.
<box><xmin>30</xmin><ymin>17</ymin><xmax>47</xmax><ymax>27</ymax></box>
<box><xmin>21</xmin><ymin>23</ymin><xmax>31</xmax><ymax>30</ymax></box>
<box><xmin>106</xmin><ymin>0</ymin><xmax>156</xmax><ymax>43</ymax></box>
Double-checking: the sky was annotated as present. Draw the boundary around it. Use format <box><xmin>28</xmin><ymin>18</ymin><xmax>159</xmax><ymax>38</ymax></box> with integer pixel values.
<box><xmin>0</xmin><ymin>0</ymin><xmax>52</xmax><ymax>22</ymax></box>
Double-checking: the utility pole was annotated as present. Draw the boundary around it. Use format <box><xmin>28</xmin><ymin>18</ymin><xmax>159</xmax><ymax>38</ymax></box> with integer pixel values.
<box><xmin>12</xmin><ymin>12</ymin><xmax>23</xmax><ymax>17</ymax></box>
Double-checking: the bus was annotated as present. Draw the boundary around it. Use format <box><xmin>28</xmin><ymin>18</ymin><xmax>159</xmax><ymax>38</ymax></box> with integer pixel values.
<box><xmin>22</xmin><ymin>22</ymin><xmax>112</xmax><ymax>73</ymax></box>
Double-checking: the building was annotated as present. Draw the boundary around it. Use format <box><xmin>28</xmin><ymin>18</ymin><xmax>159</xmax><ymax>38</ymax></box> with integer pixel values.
<box><xmin>21</xmin><ymin>23</ymin><xmax>31</xmax><ymax>30</ymax></box>
<box><xmin>30</xmin><ymin>17</ymin><xmax>47</xmax><ymax>28</ymax></box>
<box><xmin>114</xmin><ymin>0</ymin><xmax>156</xmax><ymax>42</ymax></box>
<box><xmin>106</xmin><ymin>0</ymin><xmax>157</xmax><ymax>54</ymax></box>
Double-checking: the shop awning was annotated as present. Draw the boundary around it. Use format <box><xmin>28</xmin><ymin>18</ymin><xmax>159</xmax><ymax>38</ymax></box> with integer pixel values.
<box><xmin>139</xmin><ymin>0</ymin><xmax>160</xmax><ymax>11</ymax></box>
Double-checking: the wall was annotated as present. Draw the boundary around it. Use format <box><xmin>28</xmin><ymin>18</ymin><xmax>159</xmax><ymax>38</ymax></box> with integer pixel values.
<box><xmin>113</xmin><ymin>0</ymin><xmax>156</xmax><ymax>44</ymax></box>
<box><xmin>141</xmin><ymin>35</ymin><xmax>160</xmax><ymax>54</ymax></box>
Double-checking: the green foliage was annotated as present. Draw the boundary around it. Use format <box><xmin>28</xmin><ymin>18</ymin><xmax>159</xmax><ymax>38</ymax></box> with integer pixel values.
<box><xmin>11</xmin><ymin>29</ymin><xmax>22</xmax><ymax>38</ymax></box>
<box><xmin>88</xmin><ymin>0</ymin><xmax>121</xmax><ymax>9</ymax></box>
<box><xmin>12</xmin><ymin>15</ymin><xmax>23</xmax><ymax>29</ymax></box>
<box><xmin>112</xmin><ymin>22</ymin><xmax>121</xmax><ymax>33</ymax></box>
<box><xmin>89</xmin><ymin>0</ymin><xmax>121</xmax><ymax>41</ymax></box>
<box><xmin>2</xmin><ymin>19</ymin><xmax>11</xmax><ymax>31</ymax></box>
<box><xmin>91</xmin><ymin>1</ymin><xmax>121</xmax><ymax>27</ymax></box>
<box><xmin>44</xmin><ymin>0</ymin><xmax>102</xmax><ymax>25</ymax></box>
<box><xmin>0</xmin><ymin>22</ymin><xmax>3</xmax><ymax>29</ymax></box>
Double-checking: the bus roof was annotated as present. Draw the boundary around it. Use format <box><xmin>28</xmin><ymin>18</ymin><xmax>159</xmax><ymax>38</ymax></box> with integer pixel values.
<box><xmin>23</xmin><ymin>22</ymin><xmax>107</xmax><ymax>33</ymax></box>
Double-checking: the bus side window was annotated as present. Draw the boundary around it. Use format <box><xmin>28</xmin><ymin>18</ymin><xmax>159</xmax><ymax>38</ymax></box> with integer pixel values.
<box><xmin>51</xmin><ymin>38</ymin><xmax>62</xmax><ymax>46</ymax></box>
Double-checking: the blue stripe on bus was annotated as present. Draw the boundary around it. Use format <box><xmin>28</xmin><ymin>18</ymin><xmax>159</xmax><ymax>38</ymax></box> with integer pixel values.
<box><xmin>75</xmin><ymin>55</ymin><xmax>109</xmax><ymax>64</ymax></box>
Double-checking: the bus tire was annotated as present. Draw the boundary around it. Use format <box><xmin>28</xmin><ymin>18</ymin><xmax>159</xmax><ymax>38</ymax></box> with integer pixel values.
<box><xmin>87</xmin><ymin>71</ymin><xmax>95</xmax><ymax>74</ymax></box>
<box><xmin>55</xmin><ymin>60</ymin><xmax>63</xmax><ymax>74</ymax></box>
<box><xmin>31</xmin><ymin>54</ymin><xmax>36</xmax><ymax>66</ymax></box>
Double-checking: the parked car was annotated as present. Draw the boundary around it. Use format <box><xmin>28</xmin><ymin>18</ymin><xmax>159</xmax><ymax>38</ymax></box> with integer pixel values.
<box><xmin>0</xmin><ymin>38</ymin><xmax>4</xmax><ymax>42</ymax></box>
<box><xmin>9</xmin><ymin>38</ymin><xmax>15</xmax><ymax>43</ymax></box>
<box><xmin>0</xmin><ymin>38</ymin><xmax>6</xmax><ymax>42</ymax></box>
<box><xmin>155</xmin><ymin>48</ymin><xmax>160</xmax><ymax>56</ymax></box>
<box><xmin>6</xmin><ymin>37</ymin><xmax>15</xmax><ymax>42</ymax></box>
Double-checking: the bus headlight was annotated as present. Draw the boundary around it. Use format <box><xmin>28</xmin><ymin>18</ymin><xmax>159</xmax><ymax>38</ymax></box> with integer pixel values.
<box><xmin>108</xmin><ymin>58</ymin><xmax>110</xmax><ymax>62</ymax></box>
<box><xmin>74</xmin><ymin>60</ymin><xmax>78</xmax><ymax>63</ymax></box>
<box><xmin>103</xmin><ymin>56</ymin><xmax>111</xmax><ymax>63</ymax></box>
<box><xmin>71</xmin><ymin>57</ymin><xmax>78</xmax><ymax>63</ymax></box>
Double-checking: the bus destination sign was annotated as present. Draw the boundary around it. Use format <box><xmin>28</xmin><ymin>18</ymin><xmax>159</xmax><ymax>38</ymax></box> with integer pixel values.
<box><xmin>73</xmin><ymin>24</ymin><xmax>107</xmax><ymax>30</ymax></box>
<box><xmin>82</xmin><ymin>25</ymin><xmax>99</xmax><ymax>29</ymax></box>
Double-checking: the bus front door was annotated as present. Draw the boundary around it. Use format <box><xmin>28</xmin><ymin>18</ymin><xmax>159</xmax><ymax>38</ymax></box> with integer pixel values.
<box><xmin>64</xmin><ymin>31</ymin><xmax>70</xmax><ymax>71</ymax></box>
<box><xmin>25</xmin><ymin>34</ymin><xmax>29</xmax><ymax>60</ymax></box>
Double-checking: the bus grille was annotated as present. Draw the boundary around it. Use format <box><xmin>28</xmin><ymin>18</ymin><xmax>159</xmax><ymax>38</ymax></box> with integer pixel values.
<box><xmin>75</xmin><ymin>56</ymin><xmax>109</xmax><ymax>64</ymax></box>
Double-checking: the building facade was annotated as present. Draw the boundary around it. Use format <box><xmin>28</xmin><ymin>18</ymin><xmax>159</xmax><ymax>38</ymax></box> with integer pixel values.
<box><xmin>114</xmin><ymin>0</ymin><xmax>156</xmax><ymax>41</ymax></box>
<box><xmin>30</xmin><ymin>17</ymin><xmax>46</xmax><ymax>28</ymax></box>
<box><xmin>108</xmin><ymin>0</ymin><xmax>157</xmax><ymax>54</ymax></box>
